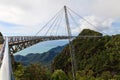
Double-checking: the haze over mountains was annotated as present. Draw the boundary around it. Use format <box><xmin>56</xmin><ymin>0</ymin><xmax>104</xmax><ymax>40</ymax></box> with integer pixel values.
<box><xmin>14</xmin><ymin>46</ymin><xmax>65</xmax><ymax>66</ymax></box>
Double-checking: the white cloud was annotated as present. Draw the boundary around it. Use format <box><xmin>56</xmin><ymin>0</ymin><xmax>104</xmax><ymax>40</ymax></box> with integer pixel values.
<box><xmin>0</xmin><ymin>4</ymin><xmax>41</xmax><ymax>25</ymax></box>
<box><xmin>70</xmin><ymin>15</ymin><xmax>120</xmax><ymax>36</ymax></box>
<box><xmin>0</xmin><ymin>0</ymin><xmax>120</xmax><ymax>35</ymax></box>
<box><xmin>69</xmin><ymin>0</ymin><xmax>120</xmax><ymax>18</ymax></box>
<box><xmin>0</xmin><ymin>0</ymin><xmax>119</xmax><ymax>25</ymax></box>
<box><xmin>0</xmin><ymin>0</ymin><xmax>66</xmax><ymax>25</ymax></box>
<box><xmin>92</xmin><ymin>0</ymin><xmax>120</xmax><ymax>18</ymax></box>
<box><xmin>78</xmin><ymin>15</ymin><xmax>120</xmax><ymax>35</ymax></box>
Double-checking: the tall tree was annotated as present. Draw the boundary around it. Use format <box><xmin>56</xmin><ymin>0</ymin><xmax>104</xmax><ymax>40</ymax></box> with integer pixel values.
<box><xmin>0</xmin><ymin>32</ymin><xmax>3</xmax><ymax>44</ymax></box>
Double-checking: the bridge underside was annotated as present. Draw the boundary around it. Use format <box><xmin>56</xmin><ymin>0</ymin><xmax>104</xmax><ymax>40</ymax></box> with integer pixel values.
<box><xmin>8</xmin><ymin>36</ymin><xmax>70</xmax><ymax>54</ymax></box>
<box><xmin>9</xmin><ymin>39</ymin><xmax>41</xmax><ymax>54</ymax></box>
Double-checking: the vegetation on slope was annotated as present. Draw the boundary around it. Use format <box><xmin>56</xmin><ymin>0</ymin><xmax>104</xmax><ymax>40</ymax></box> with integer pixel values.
<box><xmin>13</xmin><ymin>63</ymin><xmax>51</xmax><ymax>80</ymax></box>
<box><xmin>52</xmin><ymin>29</ymin><xmax>120</xmax><ymax>79</ymax></box>
<box><xmin>79</xmin><ymin>29</ymin><xmax>102</xmax><ymax>36</ymax></box>
<box><xmin>13</xmin><ymin>62</ymin><xmax>70</xmax><ymax>80</ymax></box>
<box><xmin>13</xmin><ymin>29</ymin><xmax>120</xmax><ymax>80</ymax></box>
<box><xmin>0</xmin><ymin>32</ymin><xmax>4</xmax><ymax>44</ymax></box>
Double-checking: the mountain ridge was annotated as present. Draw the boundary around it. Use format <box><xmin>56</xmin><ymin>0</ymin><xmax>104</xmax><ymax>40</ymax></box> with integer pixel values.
<box><xmin>14</xmin><ymin>46</ymin><xmax>65</xmax><ymax>66</ymax></box>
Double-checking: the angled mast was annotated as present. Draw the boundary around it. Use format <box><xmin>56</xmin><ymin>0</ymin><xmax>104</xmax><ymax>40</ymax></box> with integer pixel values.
<box><xmin>64</xmin><ymin>5</ymin><xmax>76</xmax><ymax>80</ymax></box>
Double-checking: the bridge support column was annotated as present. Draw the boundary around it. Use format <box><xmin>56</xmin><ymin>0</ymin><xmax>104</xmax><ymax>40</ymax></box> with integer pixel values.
<box><xmin>64</xmin><ymin>5</ymin><xmax>77</xmax><ymax>80</ymax></box>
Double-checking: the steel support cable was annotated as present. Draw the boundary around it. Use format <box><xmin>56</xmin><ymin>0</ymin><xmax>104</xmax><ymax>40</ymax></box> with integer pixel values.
<box><xmin>50</xmin><ymin>11</ymin><xmax>63</xmax><ymax>36</ymax></box>
<box><xmin>68</xmin><ymin>11</ymin><xmax>103</xmax><ymax>38</ymax></box>
<box><xmin>49</xmin><ymin>16</ymin><xmax>60</xmax><ymax>36</ymax></box>
<box><xmin>67</xmin><ymin>7</ymin><xmax>108</xmax><ymax>35</ymax></box>
<box><xmin>67</xmin><ymin>10</ymin><xmax>79</xmax><ymax>27</ymax></box>
<box><xmin>64</xmin><ymin>18</ymin><xmax>69</xmax><ymax>36</ymax></box>
<box><xmin>68</xmin><ymin>10</ymin><xmax>102</xmax><ymax>38</ymax></box>
<box><xmin>44</xmin><ymin>12</ymin><xmax>62</xmax><ymax>36</ymax></box>
<box><xmin>35</xmin><ymin>8</ymin><xmax>64</xmax><ymax>36</ymax></box>
<box><xmin>67</xmin><ymin>10</ymin><xmax>80</xmax><ymax>36</ymax></box>
<box><xmin>55</xmin><ymin>12</ymin><xmax>64</xmax><ymax>36</ymax></box>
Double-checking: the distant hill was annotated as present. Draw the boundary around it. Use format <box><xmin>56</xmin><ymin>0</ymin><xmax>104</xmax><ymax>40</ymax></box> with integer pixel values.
<box><xmin>52</xmin><ymin>29</ymin><xmax>120</xmax><ymax>79</ymax></box>
<box><xmin>14</xmin><ymin>46</ymin><xmax>65</xmax><ymax>66</ymax></box>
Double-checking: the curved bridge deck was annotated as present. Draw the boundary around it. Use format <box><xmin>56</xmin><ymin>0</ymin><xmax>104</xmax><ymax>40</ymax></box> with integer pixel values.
<box><xmin>8</xmin><ymin>36</ymin><xmax>70</xmax><ymax>54</ymax></box>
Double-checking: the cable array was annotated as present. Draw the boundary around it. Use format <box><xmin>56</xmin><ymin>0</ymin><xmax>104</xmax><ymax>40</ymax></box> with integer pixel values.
<box><xmin>67</xmin><ymin>6</ymin><xmax>108</xmax><ymax>35</ymax></box>
<box><xmin>35</xmin><ymin>8</ymin><xmax>64</xmax><ymax>36</ymax></box>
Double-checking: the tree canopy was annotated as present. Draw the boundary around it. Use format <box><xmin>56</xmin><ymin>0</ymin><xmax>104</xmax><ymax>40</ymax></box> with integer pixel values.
<box><xmin>52</xmin><ymin>29</ymin><xmax>120</xmax><ymax>79</ymax></box>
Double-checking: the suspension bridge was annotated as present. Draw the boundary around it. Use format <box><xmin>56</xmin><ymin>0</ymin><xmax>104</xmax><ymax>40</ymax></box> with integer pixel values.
<box><xmin>0</xmin><ymin>6</ymin><xmax>104</xmax><ymax>80</ymax></box>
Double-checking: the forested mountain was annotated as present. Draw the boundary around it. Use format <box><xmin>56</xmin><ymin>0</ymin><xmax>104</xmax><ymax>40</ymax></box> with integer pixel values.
<box><xmin>13</xmin><ymin>44</ymin><xmax>66</xmax><ymax>80</ymax></box>
<box><xmin>52</xmin><ymin>29</ymin><xmax>120</xmax><ymax>79</ymax></box>
<box><xmin>14</xmin><ymin>46</ymin><xmax>65</xmax><ymax>66</ymax></box>
<box><xmin>13</xmin><ymin>29</ymin><xmax>120</xmax><ymax>80</ymax></box>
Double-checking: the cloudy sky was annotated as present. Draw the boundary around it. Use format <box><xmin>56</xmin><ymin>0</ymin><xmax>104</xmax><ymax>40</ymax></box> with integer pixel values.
<box><xmin>0</xmin><ymin>0</ymin><xmax>120</xmax><ymax>36</ymax></box>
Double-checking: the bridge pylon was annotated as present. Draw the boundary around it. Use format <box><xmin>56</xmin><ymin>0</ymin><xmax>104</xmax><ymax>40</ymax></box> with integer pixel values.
<box><xmin>64</xmin><ymin>5</ymin><xmax>76</xmax><ymax>80</ymax></box>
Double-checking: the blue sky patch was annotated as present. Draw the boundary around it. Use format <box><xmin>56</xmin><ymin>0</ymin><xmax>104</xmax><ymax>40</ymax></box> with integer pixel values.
<box><xmin>112</xmin><ymin>21</ymin><xmax>120</xmax><ymax>27</ymax></box>
<box><xmin>0</xmin><ymin>21</ymin><xmax>22</xmax><ymax>27</ymax></box>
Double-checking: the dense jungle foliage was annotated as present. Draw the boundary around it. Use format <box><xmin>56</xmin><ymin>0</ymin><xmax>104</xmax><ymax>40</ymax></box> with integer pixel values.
<box><xmin>52</xmin><ymin>29</ymin><xmax>120</xmax><ymax>80</ymax></box>
<box><xmin>13</xmin><ymin>29</ymin><xmax>120</xmax><ymax>80</ymax></box>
